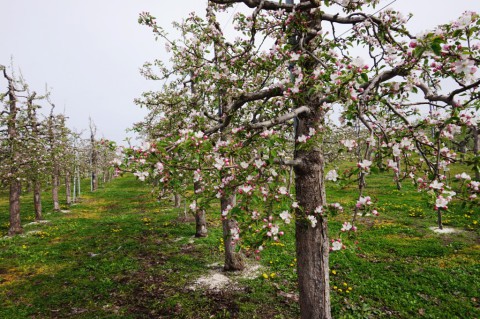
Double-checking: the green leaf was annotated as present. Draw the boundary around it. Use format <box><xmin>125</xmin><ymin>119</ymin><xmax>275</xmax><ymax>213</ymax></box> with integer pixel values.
<box><xmin>414</xmin><ymin>47</ymin><xmax>425</xmax><ymax>59</ymax></box>
<box><xmin>430</xmin><ymin>42</ymin><xmax>442</xmax><ymax>55</ymax></box>
<box><xmin>453</xmin><ymin>29</ymin><xmax>463</xmax><ymax>37</ymax></box>
<box><xmin>360</xmin><ymin>73</ymin><xmax>369</xmax><ymax>83</ymax></box>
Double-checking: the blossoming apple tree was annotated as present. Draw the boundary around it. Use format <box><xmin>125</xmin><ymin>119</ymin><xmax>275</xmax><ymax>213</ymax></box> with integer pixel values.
<box><xmin>130</xmin><ymin>1</ymin><xmax>480</xmax><ymax>318</ymax></box>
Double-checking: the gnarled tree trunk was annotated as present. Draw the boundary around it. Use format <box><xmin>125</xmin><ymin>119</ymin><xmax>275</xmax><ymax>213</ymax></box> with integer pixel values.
<box><xmin>221</xmin><ymin>194</ymin><xmax>244</xmax><ymax>271</ymax></box>
<box><xmin>4</xmin><ymin>67</ymin><xmax>23</xmax><ymax>236</ymax></box>
<box><xmin>194</xmin><ymin>181</ymin><xmax>208</xmax><ymax>237</ymax></box>
<box><xmin>8</xmin><ymin>179</ymin><xmax>23</xmax><ymax>235</ymax></box>
<box><xmin>293</xmin><ymin>104</ymin><xmax>331</xmax><ymax>319</ymax></box>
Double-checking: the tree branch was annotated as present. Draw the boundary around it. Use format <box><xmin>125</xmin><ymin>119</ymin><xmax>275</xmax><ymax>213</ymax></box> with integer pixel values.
<box><xmin>209</xmin><ymin>0</ymin><xmax>317</xmax><ymax>12</ymax></box>
<box><xmin>249</xmin><ymin>105</ymin><xmax>310</xmax><ymax>129</ymax></box>
<box><xmin>205</xmin><ymin>85</ymin><xmax>284</xmax><ymax>135</ymax></box>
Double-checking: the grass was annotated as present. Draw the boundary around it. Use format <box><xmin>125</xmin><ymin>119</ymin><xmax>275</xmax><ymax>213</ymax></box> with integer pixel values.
<box><xmin>0</xmin><ymin>171</ymin><xmax>479</xmax><ymax>318</ymax></box>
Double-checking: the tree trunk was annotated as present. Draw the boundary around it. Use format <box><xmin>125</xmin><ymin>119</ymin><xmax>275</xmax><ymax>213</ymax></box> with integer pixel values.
<box><xmin>287</xmin><ymin>166</ymin><xmax>294</xmax><ymax>193</ymax></box>
<box><xmin>4</xmin><ymin>68</ymin><xmax>23</xmax><ymax>235</ymax></box>
<box><xmin>73</xmin><ymin>171</ymin><xmax>77</xmax><ymax>203</ymax></box>
<box><xmin>90</xmin><ymin>119</ymin><xmax>98</xmax><ymax>192</ymax></box>
<box><xmin>395</xmin><ymin>157</ymin><xmax>402</xmax><ymax>190</ymax></box>
<box><xmin>293</xmin><ymin>107</ymin><xmax>331</xmax><ymax>319</ymax></box>
<box><xmin>194</xmin><ymin>181</ymin><xmax>208</xmax><ymax>237</ymax></box>
<box><xmin>222</xmin><ymin>194</ymin><xmax>244</xmax><ymax>271</ymax></box>
<box><xmin>34</xmin><ymin>179</ymin><xmax>43</xmax><ymax>221</ymax></box>
<box><xmin>195</xmin><ymin>206</ymin><xmax>208</xmax><ymax>238</ymax></box>
<box><xmin>91</xmin><ymin>171</ymin><xmax>98</xmax><ymax>191</ymax></box>
<box><xmin>174</xmin><ymin>193</ymin><xmax>181</xmax><ymax>208</ymax></box>
<box><xmin>474</xmin><ymin>127</ymin><xmax>479</xmax><ymax>180</ymax></box>
<box><xmin>65</xmin><ymin>171</ymin><xmax>71</xmax><ymax>206</ymax></box>
<box><xmin>437</xmin><ymin>209</ymin><xmax>443</xmax><ymax>230</ymax></box>
<box><xmin>8</xmin><ymin>179</ymin><xmax>23</xmax><ymax>235</ymax></box>
<box><xmin>52</xmin><ymin>168</ymin><xmax>60</xmax><ymax>211</ymax></box>
<box><xmin>77</xmin><ymin>171</ymin><xmax>81</xmax><ymax>197</ymax></box>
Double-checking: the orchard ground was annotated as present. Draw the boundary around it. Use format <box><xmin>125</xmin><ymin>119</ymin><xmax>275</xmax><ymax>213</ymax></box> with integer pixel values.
<box><xmin>0</xmin><ymin>172</ymin><xmax>479</xmax><ymax>319</ymax></box>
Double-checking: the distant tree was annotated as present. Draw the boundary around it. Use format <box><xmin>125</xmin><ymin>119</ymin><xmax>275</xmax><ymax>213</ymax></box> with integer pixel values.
<box><xmin>1</xmin><ymin>65</ymin><xmax>25</xmax><ymax>235</ymax></box>
<box><xmin>89</xmin><ymin>118</ymin><xmax>98</xmax><ymax>192</ymax></box>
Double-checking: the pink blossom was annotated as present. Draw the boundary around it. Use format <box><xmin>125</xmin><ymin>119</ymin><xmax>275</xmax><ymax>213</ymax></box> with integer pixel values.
<box><xmin>356</xmin><ymin>196</ymin><xmax>372</xmax><ymax>208</ymax></box>
<box><xmin>358</xmin><ymin>160</ymin><xmax>372</xmax><ymax>171</ymax></box>
<box><xmin>280</xmin><ymin>211</ymin><xmax>292</xmax><ymax>224</ymax></box>
<box><xmin>341</xmin><ymin>222</ymin><xmax>357</xmax><ymax>232</ymax></box>
<box><xmin>435</xmin><ymin>196</ymin><xmax>449</xmax><ymax>209</ymax></box>
<box><xmin>307</xmin><ymin>215</ymin><xmax>317</xmax><ymax>228</ymax></box>
<box><xmin>278</xmin><ymin>186</ymin><xmax>288</xmax><ymax>195</ymax></box>
<box><xmin>455</xmin><ymin>172</ymin><xmax>472</xmax><ymax>181</ymax></box>
<box><xmin>326</xmin><ymin>170</ymin><xmax>339</xmax><ymax>182</ymax></box>
<box><xmin>341</xmin><ymin>139</ymin><xmax>357</xmax><ymax>151</ymax></box>
<box><xmin>331</xmin><ymin>239</ymin><xmax>344</xmax><ymax>251</ymax></box>
<box><xmin>429</xmin><ymin>180</ymin><xmax>444</xmax><ymax>190</ymax></box>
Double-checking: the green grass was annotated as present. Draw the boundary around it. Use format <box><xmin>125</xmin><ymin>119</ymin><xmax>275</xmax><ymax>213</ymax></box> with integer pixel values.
<box><xmin>0</xmin><ymin>172</ymin><xmax>479</xmax><ymax>318</ymax></box>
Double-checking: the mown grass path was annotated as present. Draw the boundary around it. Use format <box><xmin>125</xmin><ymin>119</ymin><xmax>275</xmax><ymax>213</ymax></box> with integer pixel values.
<box><xmin>1</xmin><ymin>174</ymin><xmax>479</xmax><ymax>318</ymax></box>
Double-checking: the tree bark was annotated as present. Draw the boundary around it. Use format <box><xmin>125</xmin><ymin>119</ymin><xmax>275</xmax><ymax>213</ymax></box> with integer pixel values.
<box><xmin>194</xmin><ymin>181</ymin><xmax>208</xmax><ymax>237</ymax></box>
<box><xmin>437</xmin><ymin>209</ymin><xmax>443</xmax><ymax>230</ymax></box>
<box><xmin>91</xmin><ymin>171</ymin><xmax>98</xmax><ymax>191</ymax></box>
<box><xmin>174</xmin><ymin>193</ymin><xmax>182</xmax><ymax>208</ymax></box>
<box><xmin>4</xmin><ymin>67</ymin><xmax>23</xmax><ymax>236</ymax></box>
<box><xmin>34</xmin><ymin>179</ymin><xmax>43</xmax><ymax>221</ymax></box>
<box><xmin>90</xmin><ymin>119</ymin><xmax>98</xmax><ymax>192</ymax></box>
<box><xmin>221</xmin><ymin>194</ymin><xmax>244</xmax><ymax>271</ymax></box>
<box><xmin>474</xmin><ymin>127</ymin><xmax>479</xmax><ymax>180</ymax></box>
<box><xmin>8</xmin><ymin>179</ymin><xmax>23</xmax><ymax>235</ymax></box>
<box><xmin>395</xmin><ymin>157</ymin><xmax>402</xmax><ymax>190</ymax></box>
<box><xmin>293</xmin><ymin>106</ymin><xmax>331</xmax><ymax>318</ymax></box>
<box><xmin>52</xmin><ymin>167</ymin><xmax>60</xmax><ymax>211</ymax></box>
<box><xmin>65</xmin><ymin>171</ymin><xmax>71</xmax><ymax>206</ymax></box>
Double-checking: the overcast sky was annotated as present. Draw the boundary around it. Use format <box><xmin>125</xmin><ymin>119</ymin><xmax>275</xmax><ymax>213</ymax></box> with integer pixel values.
<box><xmin>1</xmin><ymin>0</ymin><xmax>479</xmax><ymax>144</ymax></box>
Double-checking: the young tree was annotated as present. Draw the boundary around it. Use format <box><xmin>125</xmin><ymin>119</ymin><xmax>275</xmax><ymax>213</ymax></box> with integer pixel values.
<box><xmin>89</xmin><ymin>118</ymin><xmax>99</xmax><ymax>192</ymax></box>
<box><xmin>45</xmin><ymin>104</ymin><xmax>63</xmax><ymax>211</ymax></box>
<box><xmin>24</xmin><ymin>89</ymin><xmax>48</xmax><ymax>220</ymax></box>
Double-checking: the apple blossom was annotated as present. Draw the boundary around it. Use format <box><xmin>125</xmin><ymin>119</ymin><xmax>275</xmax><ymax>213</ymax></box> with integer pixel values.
<box><xmin>326</xmin><ymin>170</ymin><xmax>339</xmax><ymax>182</ymax></box>
<box><xmin>307</xmin><ymin>215</ymin><xmax>317</xmax><ymax>228</ymax></box>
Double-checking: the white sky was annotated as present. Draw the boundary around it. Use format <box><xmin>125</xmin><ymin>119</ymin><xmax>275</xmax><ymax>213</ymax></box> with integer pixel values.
<box><xmin>1</xmin><ymin>0</ymin><xmax>479</xmax><ymax>144</ymax></box>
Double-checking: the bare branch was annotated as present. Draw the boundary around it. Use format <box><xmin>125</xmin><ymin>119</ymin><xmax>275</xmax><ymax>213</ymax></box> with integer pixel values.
<box><xmin>413</xmin><ymin>81</ymin><xmax>480</xmax><ymax>106</ymax></box>
<box><xmin>273</xmin><ymin>158</ymin><xmax>303</xmax><ymax>167</ymax></box>
<box><xmin>205</xmin><ymin>85</ymin><xmax>284</xmax><ymax>135</ymax></box>
<box><xmin>209</xmin><ymin>0</ymin><xmax>317</xmax><ymax>11</ymax></box>
<box><xmin>249</xmin><ymin>105</ymin><xmax>310</xmax><ymax>129</ymax></box>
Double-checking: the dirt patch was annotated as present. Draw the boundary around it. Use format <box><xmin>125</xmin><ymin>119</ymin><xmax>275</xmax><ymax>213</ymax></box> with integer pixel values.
<box><xmin>429</xmin><ymin>226</ymin><xmax>463</xmax><ymax>234</ymax></box>
<box><xmin>24</xmin><ymin>220</ymin><xmax>51</xmax><ymax>227</ymax></box>
<box><xmin>204</xmin><ymin>290</ymin><xmax>240</xmax><ymax>318</ymax></box>
<box><xmin>189</xmin><ymin>262</ymin><xmax>263</xmax><ymax>292</ymax></box>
